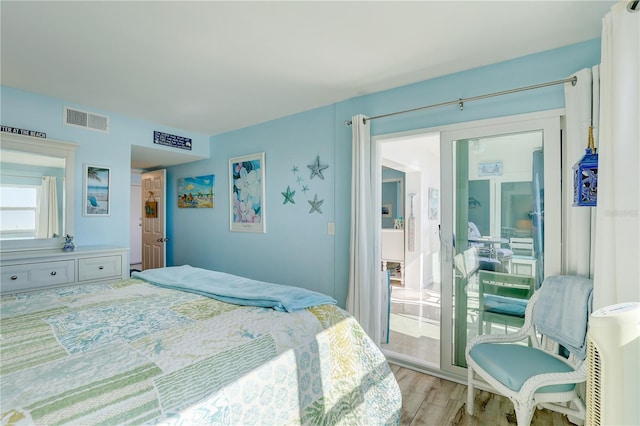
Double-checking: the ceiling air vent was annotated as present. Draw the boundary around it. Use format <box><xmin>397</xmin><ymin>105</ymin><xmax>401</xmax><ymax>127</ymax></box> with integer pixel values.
<box><xmin>63</xmin><ymin>107</ymin><xmax>109</xmax><ymax>133</ymax></box>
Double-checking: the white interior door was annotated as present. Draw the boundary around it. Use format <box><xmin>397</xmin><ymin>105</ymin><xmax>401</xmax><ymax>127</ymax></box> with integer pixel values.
<box><xmin>141</xmin><ymin>169</ymin><xmax>166</xmax><ymax>270</ymax></box>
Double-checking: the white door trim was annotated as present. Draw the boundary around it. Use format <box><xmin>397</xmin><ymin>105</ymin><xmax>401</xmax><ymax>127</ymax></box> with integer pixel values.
<box><xmin>373</xmin><ymin>108</ymin><xmax>564</xmax><ymax>380</ymax></box>
<box><xmin>440</xmin><ymin>112</ymin><xmax>562</xmax><ymax>377</ymax></box>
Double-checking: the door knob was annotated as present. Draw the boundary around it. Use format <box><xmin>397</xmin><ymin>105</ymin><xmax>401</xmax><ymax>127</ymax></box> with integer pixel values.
<box><xmin>157</xmin><ymin>237</ymin><xmax>169</xmax><ymax>243</ymax></box>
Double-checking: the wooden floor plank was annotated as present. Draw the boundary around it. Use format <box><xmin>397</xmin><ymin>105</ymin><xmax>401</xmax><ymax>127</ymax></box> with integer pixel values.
<box><xmin>390</xmin><ymin>363</ymin><xmax>574</xmax><ymax>426</ymax></box>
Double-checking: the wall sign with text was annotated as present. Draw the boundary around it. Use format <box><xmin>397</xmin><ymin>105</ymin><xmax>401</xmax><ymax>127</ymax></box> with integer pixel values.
<box><xmin>1</xmin><ymin>125</ymin><xmax>46</xmax><ymax>138</ymax></box>
<box><xmin>153</xmin><ymin>131</ymin><xmax>192</xmax><ymax>150</ymax></box>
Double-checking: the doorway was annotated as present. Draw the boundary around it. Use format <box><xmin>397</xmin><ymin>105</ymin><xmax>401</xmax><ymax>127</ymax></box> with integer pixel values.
<box><xmin>378</xmin><ymin>132</ymin><xmax>441</xmax><ymax>368</ymax></box>
<box><xmin>376</xmin><ymin>109</ymin><xmax>563</xmax><ymax>380</ymax></box>
<box><xmin>141</xmin><ymin>169</ymin><xmax>167</xmax><ymax>270</ymax></box>
<box><xmin>130</xmin><ymin>145</ymin><xmax>204</xmax><ymax>272</ymax></box>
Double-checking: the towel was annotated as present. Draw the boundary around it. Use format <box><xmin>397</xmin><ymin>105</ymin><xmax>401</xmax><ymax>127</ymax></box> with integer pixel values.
<box><xmin>132</xmin><ymin>265</ymin><xmax>336</xmax><ymax>312</ymax></box>
<box><xmin>532</xmin><ymin>275</ymin><xmax>593</xmax><ymax>360</ymax></box>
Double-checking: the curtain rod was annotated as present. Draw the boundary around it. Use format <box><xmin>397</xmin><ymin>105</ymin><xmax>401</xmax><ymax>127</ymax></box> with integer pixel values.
<box><xmin>345</xmin><ymin>76</ymin><xmax>577</xmax><ymax>126</ymax></box>
<box><xmin>0</xmin><ymin>174</ymin><xmax>47</xmax><ymax>179</ymax></box>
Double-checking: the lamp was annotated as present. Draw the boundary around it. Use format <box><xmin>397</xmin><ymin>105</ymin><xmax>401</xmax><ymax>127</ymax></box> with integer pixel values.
<box><xmin>573</xmin><ymin>126</ymin><xmax>598</xmax><ymax>206</ymax></box>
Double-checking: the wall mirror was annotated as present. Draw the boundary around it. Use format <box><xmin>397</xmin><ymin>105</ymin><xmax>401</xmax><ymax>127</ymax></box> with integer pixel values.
<box><xmin>382</xmin><ymin>166</ymin><xmax>405</xmax><ymax>229</ymax></box>
<box><xmin>0</xmin><ymin>133</ymin><xmax>77</xmax><ymax>252</ymax></box>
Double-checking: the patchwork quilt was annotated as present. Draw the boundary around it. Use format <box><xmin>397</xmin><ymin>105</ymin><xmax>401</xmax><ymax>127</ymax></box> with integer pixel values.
<box><xmin>0</xmin><ymin>278</ymin><xmax>401</xmax><ymax>425</ymax></box>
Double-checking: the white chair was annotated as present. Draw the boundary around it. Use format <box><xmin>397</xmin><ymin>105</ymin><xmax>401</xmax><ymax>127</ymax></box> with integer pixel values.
<box><xmin>509</xmin><ymin>237</ymin><xmax>535</xmax><ymax>256</ymax></box>
<box><xmin>477</xmin><ymin>270</ymin><xmax>535</xmax><ymax>335</ymax></box>
<box><xmin>466</xmin><ymin>275</ymin><xmax>593</xmax><ymax>426</ymax></box>
<box><xmin>510</xmin><ymin>237</ymin><xmax>536</xmax><ymax>278</ymax></box>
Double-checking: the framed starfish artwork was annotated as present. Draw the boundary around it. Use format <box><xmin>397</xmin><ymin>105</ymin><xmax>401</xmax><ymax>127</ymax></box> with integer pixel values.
<box><xmin>229</xmin><ymin>152</ymin><xmax>266</xmax><ymax>233</ymax></box>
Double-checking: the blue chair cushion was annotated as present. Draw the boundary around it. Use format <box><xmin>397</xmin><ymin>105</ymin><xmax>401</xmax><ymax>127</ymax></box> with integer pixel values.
<box><xmin>478</xmin><ymin>258</ymin><xmax>506</xmax><ymax>272</ymax></box>
<box><xmin>469</xmin><ymin>343</ymin><xmax>576</xmax><ymax>393</ymax></box>
<box><xmin>484</xmin><ymin>295</ymin><xmax>527</xmax><ymax>317</ymax></box>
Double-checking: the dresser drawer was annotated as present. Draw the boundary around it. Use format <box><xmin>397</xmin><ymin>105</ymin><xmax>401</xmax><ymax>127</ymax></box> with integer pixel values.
<box><xmin>77</xmin><ymin>255</ymin><xmax>122</xmax><ymax>282</ymax></box>
<box><xmin>1</xmin><ymin>260</ymin><xmax>75</xmax><ymax>293</ymax></box>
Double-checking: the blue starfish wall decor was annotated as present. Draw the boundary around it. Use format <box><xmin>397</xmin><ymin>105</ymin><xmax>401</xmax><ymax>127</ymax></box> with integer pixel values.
<box><xmin>307</xmin><ymin>156</ymin><xmax>329</xmax><ymax>180</ymax></box>
<box><xmin>302</xmin><ymin>185</ymin><xmax>309</xmax><ymax>193</ymax></box>
<box><xmin>291</xmin><ymin>165</ymin><xmax>299</xmax><ymax>174</ymax></box>
<box><xmin>308</xmin><ymin>194</ymin><xmax>324</xmax><ymax>214</ymax></box>
<box><xmin>281</xmin><ymin>186</ymin><xmax>296</xmax><ymax>204</ymax></box>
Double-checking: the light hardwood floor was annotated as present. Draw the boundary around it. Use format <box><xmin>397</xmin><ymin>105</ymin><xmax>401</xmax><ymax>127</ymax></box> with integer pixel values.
<box><xmin>390</xmin><ymin>363</ymin><xmax>573</xmax><ymax>426</ymax></box>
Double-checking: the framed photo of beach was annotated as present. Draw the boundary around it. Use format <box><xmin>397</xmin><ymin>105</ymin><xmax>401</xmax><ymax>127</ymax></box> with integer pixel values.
<box><xmin>229</xmin><ymin>152</ymin><xmax>265</xmax><ymax>233</ymax></box>
<box><xmin>83</xmin><ymin>164</ymin><xmax>110</xmax><ymax>216</ymax></box>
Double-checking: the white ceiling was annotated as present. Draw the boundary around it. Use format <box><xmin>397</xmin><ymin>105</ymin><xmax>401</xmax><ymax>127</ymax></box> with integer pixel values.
<box><xmin>1</xmin><ymin>1</ymin><xmax>615</xmax><ymax>168</ymax></box>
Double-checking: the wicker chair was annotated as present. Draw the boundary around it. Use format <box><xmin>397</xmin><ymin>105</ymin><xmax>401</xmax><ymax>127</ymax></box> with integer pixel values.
<box><xmin>466</xmin><ymin>276</ymin><xmax>593</xmax><ymax>426</ymax></box>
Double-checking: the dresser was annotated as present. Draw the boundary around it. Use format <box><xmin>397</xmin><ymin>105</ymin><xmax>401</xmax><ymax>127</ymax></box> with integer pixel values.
<box><xmin>381</xmin><ymin>229</ymin><xmax>405</xmax><ymax>285</ymax></box>
<box><xmin>0</xmin><ymin>246</ymin><xmax>129</xmax><ymax>295</ymax></box>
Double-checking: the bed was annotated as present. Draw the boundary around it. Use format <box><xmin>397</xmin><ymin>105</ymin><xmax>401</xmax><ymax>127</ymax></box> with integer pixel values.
<box><xmin>0</xmin><ymin>266</ymin><xmax>401</xmax><ymax>425</ymax></box>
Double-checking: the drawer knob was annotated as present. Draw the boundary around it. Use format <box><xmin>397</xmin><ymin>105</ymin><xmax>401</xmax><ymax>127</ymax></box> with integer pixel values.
<box><xmin>51</xmin><ymin>271</ymin><xmax>57</xmax><ymax>276</ymax></box>
<box><xmin>99</xmin><ymin>266</ymin><xmax>104</xmax><ymax>270</ymax></box>
<box><xmin>10</xmin><ymin>275</ymin><xmax>18</xmax><ymax>280</ymax></box>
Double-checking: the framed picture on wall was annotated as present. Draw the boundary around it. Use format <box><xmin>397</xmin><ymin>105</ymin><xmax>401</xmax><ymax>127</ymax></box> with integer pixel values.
<box><xmin>229</xmin><ymin>152</ymin><xmax>265</xmax><ymax>233</ymax></box>
<box><xmin>177</xmin><ymin>174</ymin><xmax>215</xmax><ymax>208</ymax></box>
<box><xmin>83</xmin><ymin>164</ymin><xmax>110</xmax><ymax>216</ymax></box>
<box><xmin>382</xmin><ymin>203</ymin><xmax>392</xmax><ymax>218</ymax></box>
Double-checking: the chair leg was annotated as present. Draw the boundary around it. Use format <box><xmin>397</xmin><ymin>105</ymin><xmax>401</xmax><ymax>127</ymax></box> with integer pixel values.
<box><xmin>567</xmin><ymin>396</ymin><xmax>586</xmax><ymax>426</ymax></box>
<box><xmin>467</xmin><ymin>367</ymin><xmax>475</xmax><ymax>415</ymax></box>
<box><xmin>513</xmin><ymin>399</ymin><xmax>535</xmax><ymax>426</ymax></box>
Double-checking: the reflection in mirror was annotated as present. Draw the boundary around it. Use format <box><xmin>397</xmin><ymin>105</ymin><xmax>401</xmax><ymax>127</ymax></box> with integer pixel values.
<box><xmin>465</xmin><ymin>131</ymin><xmax>543</xmax><ymax>241</ymax></box>
<box><xmin>0</xmin><ymin>133</ymin><xmax>77</xmax><ymax>252</ymax></box>
<box><xmin>0</xmin><ymin>150</ymin><xmax>65</xmax><ymax>240</ymax></box>
<box><xmin>382</xmin><ymin>166</ymin><xmax>405</xmax><ymax>229</ymax></box>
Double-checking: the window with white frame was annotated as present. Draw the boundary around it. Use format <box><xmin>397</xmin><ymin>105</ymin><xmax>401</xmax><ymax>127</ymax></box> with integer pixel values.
<box><xmin>0</xmin><ymin>185</ymin><xmax>39</xmax><ymax>239</ymax></box>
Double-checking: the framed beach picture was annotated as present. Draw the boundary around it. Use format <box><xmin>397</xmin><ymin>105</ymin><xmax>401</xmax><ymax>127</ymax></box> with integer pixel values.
<box><xmin>177</xmin><ymin>174</ymin><xmax>215</xmax><ymax>208</ymax></box>
<box><xmin>83</xmin><ymin>165</ymin><xmax>110</xmax><ymax>216</ymax></box>
<box><xmin>229</xmin><ymin>152</ymin><xmax>265</xmax><ymax>233</ymax></box>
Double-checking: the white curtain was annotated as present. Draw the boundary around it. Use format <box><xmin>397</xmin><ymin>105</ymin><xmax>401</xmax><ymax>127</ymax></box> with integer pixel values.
<box><xmin>37</xmin><ymin>176</ymin><xmax>59</xmax><ymax>238</ymax></box>
<box><xmin>346</xmin><ymin>114</ymin><xmax>383</xmax><ymax>344</ymax></box>
<box><xmin>563</xmin><ymin>67</ymin><xmax>599</xmax><ymax>277</ymax></box>
<box><xmin>593</xmin><ymin>1</ymin><xmax>640</xmax><ymax>308</ymax></box>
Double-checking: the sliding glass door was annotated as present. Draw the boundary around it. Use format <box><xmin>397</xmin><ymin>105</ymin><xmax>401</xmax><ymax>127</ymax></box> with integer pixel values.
<box><xmin>440</xmin><ymin>113</ymin><xmax>562</xmax><ymax>376</ymax></box>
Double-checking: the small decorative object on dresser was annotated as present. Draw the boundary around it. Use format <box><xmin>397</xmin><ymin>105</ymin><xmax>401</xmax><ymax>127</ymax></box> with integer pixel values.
<box><xmin>61</xmin><ymin>234</ymin><xmax>75</xmax><ymax>251</ymax></box>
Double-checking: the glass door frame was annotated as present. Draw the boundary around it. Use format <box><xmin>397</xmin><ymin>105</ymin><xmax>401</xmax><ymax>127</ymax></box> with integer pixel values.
<box><xmin>440</xmin><ymin>110</ymin><xmax>563</xmax><ymax>378</ymax></box>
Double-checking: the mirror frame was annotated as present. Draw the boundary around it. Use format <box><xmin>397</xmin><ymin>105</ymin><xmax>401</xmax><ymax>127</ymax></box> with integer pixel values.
<box><xmin>0</xmin><ymin>133</ymin><xmax>78</xmax><ymax>252</ymax></box>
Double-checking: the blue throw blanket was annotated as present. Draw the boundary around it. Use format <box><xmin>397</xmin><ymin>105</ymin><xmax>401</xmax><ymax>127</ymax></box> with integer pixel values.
<box><xmin>532</xmin><ymin>275</ymin><xmax>593</xmax><ymax>360</ymax></box>
<box><xmin>132</xmin><ymin>265</ymin><xmax>336</xmax><ymax>312</ymax></box>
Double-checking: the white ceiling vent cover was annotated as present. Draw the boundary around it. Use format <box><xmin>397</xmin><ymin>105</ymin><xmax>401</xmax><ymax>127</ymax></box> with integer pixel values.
<box><xmin>64</xmin><ymin>107</ymin><xmax>109</xmax><ymax>133</ymax></box>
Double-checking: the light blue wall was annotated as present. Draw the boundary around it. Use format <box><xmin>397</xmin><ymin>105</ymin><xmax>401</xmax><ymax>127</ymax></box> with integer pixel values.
<box><xmin>168</xmin><ymin>106</ymin><xmax>337</xmax><ymax>297</ymax></box>
<box><xmin>171</xmin><ymin>39</ymin><xmax>600</xmax><ymax>307</ymax></box>
<box><xmin>0</xmin><ymin>86</ymin><xmax>210</xmax><ymax>253</ymax></box>
<box><xmin>1</xmin><ymin>39</ymin><xmax>601</xmax><ymax>306</ymax></box>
